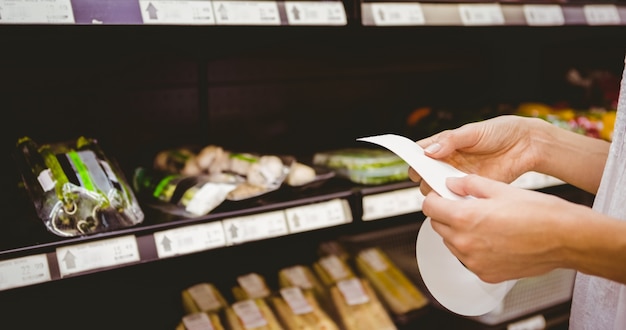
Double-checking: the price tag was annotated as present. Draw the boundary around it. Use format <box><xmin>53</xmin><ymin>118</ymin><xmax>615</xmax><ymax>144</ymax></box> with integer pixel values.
<box><xmin>319</xmin><ymin>255</ymin><xmax>350</xmax><ymax>281</ymax></box>
<box><xmin>507</xmin><ymin>314</ymin><xmax>546</xmax><ymax>330</ymax></box>
<box><xmin>337</xmin><ymin>278</ymin><xmax>369</xmax><ymax>306</ymax></box>
<box><xmin>154</xmin><ymin>221</ymin><xmax>226</xmax><ymax>259</ymax></box>
<box><xmin>362</xmin><ymin>187</ymin><xmax>423</xmax><ymax>221</ymax></box>
<box><xmin>238</xmin><ymin>273</ymin><xmax>270</xmax><ymax>299</ymax></box>
<box><xmin>280</xmin><ymin>287</ymin><xmax>314</xmax><ymax>315</ymax></box>
<box><xmin>285</xmin><ymin>199</ymin><xmax>352</xmax><ymax>234</ymax></box>
<box><xmin>359</xmin><ymin>248</ymin><xmax>388</xmax><ymax>272</ymax></box>
<box><xmin>182</xmin><ymin>312</ymin><xmax>216</xmax><ymax>330</ymax></box>
<box><xmin>284</xmin><ymin>1</ymin><xmax>346</xmax><ymax>26</ymax></box>
<box><xmin>223</xmin><ymin>210</ymin><xmax>288</xmax><ymax>245</ymax></box>
<box><xmin>139</xmin><ymin>0</ymin><xmax>215</xmax><ymax>25</ymax></box>
<box><xmin>281</xmin><ymin>266</ymin><xmax>313</xmax><ymax>289</ymax></box>
<box><xmin>0</xmin><ymin>0</ymin><xmax>74</xmax><ymax>24</ymax></box>
<box><xmin>56</xmin><ymin>235</ymin><xmax>140</xmax><ymax>277</ymax></box>
<box><xmin>213</xmin><ymin>0</ymin><xmax>280</xmax><ymax>25</ymax></box>
<box><xmin>523</xmin><ymin>5</ymin><xmax>564</xmax><ymax>26</ymax></box>
<box><xmin>458</xmin><ymin>3</ymin><xmax>504</xmax><ymax>26</ymax></box>
<box><xmin>232</xmin><ymin>300</ymin><xmax>268</xmax><ymax>329</ymax></box>
<box><xmin>584</xmin><ymin>4</ymin><xmax>621</xmax><ymax>25</ymax></box>
<box><xmin>0</xmin><ymin>254</ymin><xmax>51</xmax><ymax>291</ymax></box>
<box><xmin>187</xmin><ymin>283</ymin><xmax>223</xmax><ymax>312</ymax></box>
<box><xmin>371</xmin><ymin>3</ymin><xmax>425</xmax><ymax>26</ymax></box>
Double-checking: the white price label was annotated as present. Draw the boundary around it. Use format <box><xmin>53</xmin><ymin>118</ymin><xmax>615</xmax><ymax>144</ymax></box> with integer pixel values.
<box><xmin>233</xmin><ymin>300</ymin><xmax>268</xmax><ymax>329</ymax></box>
<box><xmin>0</xmin><ymin>0</ymin><xmax>74</xmax><ymax>24</ymax></box>
<box><xmin>213</xmin><ymin>0</ymin><xmax>280</xmax><ymax>25</ymax></box>
<box><xmin>459</xmin><ymin>3</ymin><xmax>504</xmax><ymax>26</ymax></box>
<box><xmin>238</xmin><ymin>273</ymin><xmax>270</xmax><ymax>299</ymax></box>
<box><xmin>281</xmin><ymin>266</ymin><xmax>313</xmax><ymax>289</ymax></box>
<box><xmin>280</xmin><ymin>287</ymin><xmax>313</xmax><ymax>315</ymax></box>
<box><xmin>56</xmin><ymin>235</ymin><xmax>140</xmax><ymax>277</ymax></box>
<box><xmin>371</xmin><ymin>3</ymin><xmax>425</xmax><ymax>26</ymax></box>
<box><xmin>584</xmin><ymin>4</ymin><xmax>621</xmax><ymax>25</ymax></box>
<box><xmin>182</xmin><ymin>312</ymin><xmax>216</xmax><ymax>330</ymax></box>
<box><xmin>523</xmin><ymin>5</ymin><xmax>564</xmax><ymax>26</ymax></box>
<box><xmin>154</xmin><ymin>221</ymin><xmax>226</xmax><ymax>259</ymax></box>
<box><xmin>319</xmin><ymin>255</ymin><xmax>350</xmax><ymax>282</ymax></box>
<box><xmin>139</xmin><ymin>0</ymin><xmax>215</xmax><ymax>25</ymax></box>
<box><xmin>359</xmin><ymin>248</ymin><xmax>388</xmax><ymax>272</ymax></box>
<box><xmin>285</xmin><ymin>199</ymin><xmax>352</xmax><ymax>234</ymax></box>
<box><xmin>337</xmin><ymin>278</ymin><xmax>369</xmax><ymax>306</ymax></box>
<box><xmin>223</xmin><ymin>210</ymin><xmax>288</xmax><ymax>245</ymax></box>
<box><xmin>284</xmin><ymin>1</ymin><xmax>346</xmax><ymax>26</ymax></box>
<box><xmin>362</xmin><ymin>187</ymin><xmax>423</xmax><ymax>221</ymax></box>
<box><xmin>0</xmin><ymin>254</ymin><xmax>51</xmax><ymax>290</ymax></box>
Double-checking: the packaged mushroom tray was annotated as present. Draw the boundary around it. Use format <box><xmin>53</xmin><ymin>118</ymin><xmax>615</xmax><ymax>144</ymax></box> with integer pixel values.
<box><xmin>133</xmin><ymin>145</ymin><xmax>333</xmax><ymax>218</ymax></box>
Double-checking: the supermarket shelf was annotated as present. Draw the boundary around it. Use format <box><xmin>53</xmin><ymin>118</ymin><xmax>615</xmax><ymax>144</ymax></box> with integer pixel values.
<box><xmin>0</xmin><ymin>171</ymin><xmax>567</xmax><ymax>293</ymax></box>
<box><xmin>0</xmin><ymin>0</ymin><xmax>348</xmax><ymax>25</ymax></box>
<box><xmin>361</xmin><ymin>2</ymin><xmax>626</xmax><ymax>26</ymax></box>
<box><xmin>2</xmin><ymin>0</ymin><xmax>625</xmax><ymax>26</ymax></box>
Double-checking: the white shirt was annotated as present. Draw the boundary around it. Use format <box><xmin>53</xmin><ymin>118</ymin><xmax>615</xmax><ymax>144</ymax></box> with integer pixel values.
<box><xmin>569</xmin><ymin>56</ymin><xmax>626</xmax><ymax>329</ymax></box>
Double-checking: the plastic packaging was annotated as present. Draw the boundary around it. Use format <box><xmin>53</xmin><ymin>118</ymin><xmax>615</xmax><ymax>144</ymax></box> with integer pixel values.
<box><xmin>14</xmin><ymin>136</ymin><xmax>144</xmax><ymax>237</ymax></box>
<box><xmin>312</xmin><ymin>148</ymin><xmax>409</xmax><ymax>185</ymax></box>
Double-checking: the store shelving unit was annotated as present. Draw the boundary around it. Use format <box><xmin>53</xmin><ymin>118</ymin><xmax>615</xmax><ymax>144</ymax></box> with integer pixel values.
<box><xmin>1</xmin><ymin>0</ymin><xmax>623</xmax><ymax>329</ymax></box>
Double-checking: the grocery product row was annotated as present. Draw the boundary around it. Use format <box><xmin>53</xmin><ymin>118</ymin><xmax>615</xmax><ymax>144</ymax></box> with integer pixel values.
<box><xmin>1</xmin><ymin>0</ymin><xmax>626</xmax><ymax>26</ymax></box>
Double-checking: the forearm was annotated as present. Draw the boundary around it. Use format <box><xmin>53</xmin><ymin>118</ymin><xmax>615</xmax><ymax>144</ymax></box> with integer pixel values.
<box><xmin>531</xmin><ymin>118</ymin><xmax>610</xmax><ymax>194</ymax></box>
<box><xmin>558</xmin><ymin>204</ymin><xmax>626</xmax><ymax>284</ymax></box>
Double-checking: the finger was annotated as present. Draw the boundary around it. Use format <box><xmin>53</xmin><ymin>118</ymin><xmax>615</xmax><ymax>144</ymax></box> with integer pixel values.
<box><xmin>408</xmin><ymin>167</ymin><xmax>422</xmax><ymax>183</ymax></box>
<box><xmin>422</xmin><ymin>124</ymin><xmax>481</xmax><ymax>158</ymax></box>
<box><xmin>446</xmin><ymin>174</ymin><xmax>509</xmax><ymax>199</ymax></box>
<box><xmin>419</xmin><ymin>181</ymin><xmax>433</xmax><ymax>196</ymax></box>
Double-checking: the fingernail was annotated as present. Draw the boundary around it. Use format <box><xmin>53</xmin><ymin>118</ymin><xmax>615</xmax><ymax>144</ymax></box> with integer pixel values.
<box><xmin>424</xmin><ymin>143</ymin><xmax>441</xmax><ymax>154</ymax></box>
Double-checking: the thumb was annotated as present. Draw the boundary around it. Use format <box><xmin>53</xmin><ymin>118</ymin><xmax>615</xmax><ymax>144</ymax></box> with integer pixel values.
<box><xmin>446</xmin><ymin>174</ymin><xmax>508</xmax><ymax>199</ymax></box>
<box><xmin>422</xmin><ymin>124</ymin><xmax>480</xmax><ymax>159</ymax></box>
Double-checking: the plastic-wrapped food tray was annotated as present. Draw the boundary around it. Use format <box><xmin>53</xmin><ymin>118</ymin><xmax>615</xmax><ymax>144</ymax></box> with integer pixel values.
<box><xmin>313</xmin><ymin>148</ymin><xmax>409</xmax><ymax>185</ymax></box>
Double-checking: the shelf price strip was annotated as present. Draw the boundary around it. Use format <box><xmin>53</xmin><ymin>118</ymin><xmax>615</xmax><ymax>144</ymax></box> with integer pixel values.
<box><xmin>458</xmin><ymin>3</ymin><xmax>504</xmax><ymax>26</ymax></box>
<box><xmin>212</xmin><ymin>0</ymin><xmax>280</xmax><ymax>25</ymax></box>
<box><xmin>583</xmin><ymin>4</ymin><xmax>621</xmax><ymax>26</ymax></box>
<box><xmin>154</xmin><ymin>221</ymin><xmax>227</xmax><ymax>259</ymax></box>
<box><xmin>361</xmin><ymin>186</ymin><xmax>424</xmax><ymax>221</ymax></box>
<box><xmin>55</xmin><ymin>235</ymin><xmax>140</xmax><ymax>277</ymax></box>
<box><xmin>138</xmin><ymin>0</ymin><xmax>216</xmax><ymax>25</ymax></box>
<box><xmin>284</xmin><ymin>1</ymin><xmax>346</xmax><ymax>26</ymax></box>
<box><xmin>223</xmin><ymin>210</ymin><xmax>288</xmax><ymax>246</ymax></box>
<box><xmin>370</xmin><ymin>2</ymin><xmax>425</xmax><ymax>26</ymax></box>
<box><xmin>0</xmin><ymin>254</ymin><xmax>51</xmax><ymax>291</ymax></box>
<box><xmin>0</xmin><ymin>0</ymin><xmax>75</xmax><ymax>24</ymax></box>
<box><xmin>284</xmin><ymin>198</ymin><xmax>352</xmax><ymax>234</ymax></box>
<box><xmin>523</xmin><ymin>4</ymin><xmax>564</xmax><ymax>26</ymax></box>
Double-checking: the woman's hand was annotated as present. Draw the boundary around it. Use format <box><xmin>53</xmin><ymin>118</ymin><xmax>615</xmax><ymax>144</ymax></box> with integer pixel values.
<box><xmin>409</xmin><ymin>115</ymin><xmax>544</xmax><ymax>196</ymax></box>
<box><xmin>421</xmin><ymin>174</ymin><xmax>584</xmax><ymax>283</ymax></box>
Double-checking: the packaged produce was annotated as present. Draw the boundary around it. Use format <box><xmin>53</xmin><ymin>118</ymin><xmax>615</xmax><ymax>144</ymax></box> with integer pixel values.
<box><xmin>133</xmin><ymin>167</ymin><xmax>237</xmax><ymax>217</ymax></box>
<box><xmin>176</xmin><ymin>312</ymin><xmax>226</xmax><ymax>330</ymax></box>
<box><xmin>329</xmin><ymin>278</ymin><xmax>397</xmax><ymax>330</ymax></box>
<box><xmin>355</xmin><ymin>247</ymin><xmax>429</xmax><ymax>315</ymax></box>
<box><xmin>179</xmin><ymin>283</ymin><xmax>229</xmax><ymax>330</ymax></box>
<box><xmin>232</xmin><ymin>272</ymin><xmax>272</xmax><ymax>301</ymax></box>
<box><xmin>313</xmin><ymin>254</ymin><xmax>397</xmax><ymax>330</ymax></box>
<box><xmin>270</xmin><ymin>286</ymin><xmax>339</xmax><ymax>330</ymax></box>
<box><xmin>312</xmin><ymin>148</ymin><xmax>409</xmax><ymax>185</ymax></box>
<box><xmin>14</xmin><ymin>136</ymin><xmax>144</xmax><ymax>237</ymax></box>
<box><xmin>278</xmin><ymin>265</ymin><xmax>331</xmax><ymax>313</ymax></box>
<box><xmin>225</xmin><ymin>298</ymin><xmax>284</xmax><ymax>330</ymax></box>
<box><xmin>182</xmin><ymin>283</ymin><xmax>229</xmax><ymax>314</ymax></box>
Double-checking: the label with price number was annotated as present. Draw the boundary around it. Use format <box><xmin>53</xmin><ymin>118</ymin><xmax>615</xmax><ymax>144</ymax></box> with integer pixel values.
<box><xmin>0</xmin><ymin>254</ymin><xmax>51</xmax><ymax>291</ymax></box>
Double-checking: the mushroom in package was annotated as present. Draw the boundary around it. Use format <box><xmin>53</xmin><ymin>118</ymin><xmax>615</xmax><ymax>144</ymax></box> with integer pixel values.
<box><xmin>14</xmin><ymin>136</ymin><xmax>144</xmax><ymax>237</ymax></box>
